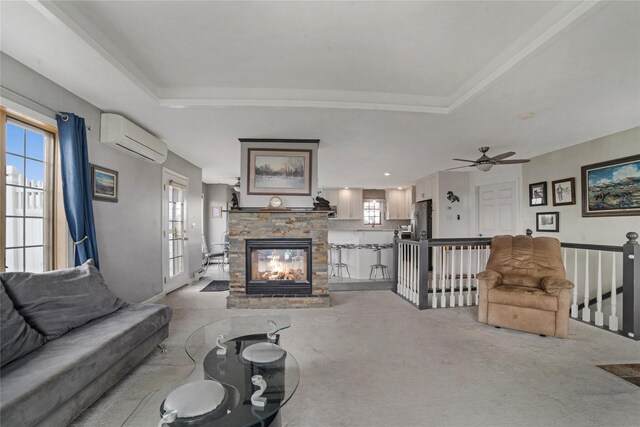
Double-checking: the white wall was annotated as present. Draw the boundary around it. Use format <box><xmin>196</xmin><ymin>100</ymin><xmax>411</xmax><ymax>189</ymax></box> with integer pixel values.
<box><xmin>437</xmin><ymin>171</ymin><xmax>471</xmax><ymax>237</ymax></box>
<box><xmin>239</xmin><ymin>141</ymin><xmax>318</xmax><ymax>208</ymax></box>
<box><xmin>1</xmin><ymin>53</ymin><xmax>203</xmax><ymax>302</ymax></box>
<box><xmin>522</xmin><ymin>126</ymin><xmax>640</xmax><ymax>245</ymax></box>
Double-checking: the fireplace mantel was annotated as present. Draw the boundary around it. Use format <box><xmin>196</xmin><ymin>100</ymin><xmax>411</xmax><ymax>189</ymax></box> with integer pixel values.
<box><xmin>227</xmin><ymin>210</ymin><xmax>330</xmax><ymax>309</ymax></box>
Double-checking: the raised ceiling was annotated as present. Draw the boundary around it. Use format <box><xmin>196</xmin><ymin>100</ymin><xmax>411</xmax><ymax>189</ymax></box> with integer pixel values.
<box><xmin>1</xmin><ymin>1</ymin><xmax>639</xmax><ymax>187</ymax></box>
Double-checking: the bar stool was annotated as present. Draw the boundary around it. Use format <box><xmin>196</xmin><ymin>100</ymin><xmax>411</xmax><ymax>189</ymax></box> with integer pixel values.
<box><xmin>329</xmin><ymin>244</ymin><xmax>351</xmax><ymax>278</ymax></box>
<box><xmin>369</xmin><ymin>244</ymin><xmax>391</xmax><ymax>280</ymax></box>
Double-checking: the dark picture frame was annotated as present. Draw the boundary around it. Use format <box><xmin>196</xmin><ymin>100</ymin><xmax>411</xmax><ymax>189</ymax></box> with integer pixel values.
<box><xmin>90</xmin><ymin>164</ymin><xmax>118</xmax><ymax>203</ymax></box>
<box><xmin>247</xmin><ymin>148</ymin><xmax>312</xmax><ymax>196</ymax></box>
<box><xmin>529</xmin><ymin>181</ymin><xmax>547</xmax><ymax>206</ymax></box>
<box><xmin>536</xmin><ymin>211</ymin><xmax>559</xmax><ymax>232</ymax></box>
<box><xmin>581</xmin><ymin>154</ymin><xmax>640</xmax><ymax>217</ymax></box>
<box><xmin>552</xmin><ymin>177</ymin><xmax>576</xmax><ymax>206</ymax></box>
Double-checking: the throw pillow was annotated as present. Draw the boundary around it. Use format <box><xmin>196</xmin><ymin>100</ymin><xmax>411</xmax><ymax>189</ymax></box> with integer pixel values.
<box><xmin>0</xmin><ymin>260</ymin><xmax>126</xmax><ymax>340</ymax></box>
<box><xmin>0</xmin><ymin>282</ymin><xmax>46</xmax><ymax>367</ymax></box>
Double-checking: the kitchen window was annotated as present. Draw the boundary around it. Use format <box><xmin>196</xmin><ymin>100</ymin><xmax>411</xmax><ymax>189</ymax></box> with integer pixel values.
<box><xmin>363</xmin><ymin>200</ymin><xmax>382</xmax><ymax>225</ymax></box>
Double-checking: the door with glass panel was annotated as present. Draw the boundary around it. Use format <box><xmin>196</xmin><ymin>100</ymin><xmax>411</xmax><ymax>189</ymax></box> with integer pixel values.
<box><xmin>2</xmin><ymin>116</ymin><xmax>54</xmax><ymax>272</ymax></box>
<box><xmin>163</xmin><ymin>169</ymin><xmax>188</xmax><ymax>293</ymax></box>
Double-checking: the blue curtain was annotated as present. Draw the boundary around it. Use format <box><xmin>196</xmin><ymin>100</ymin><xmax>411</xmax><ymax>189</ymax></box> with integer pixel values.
<box><xmin>56</xmin><ymin>113</ymin><xmax>100</xmax><ymax>269</ymax></box>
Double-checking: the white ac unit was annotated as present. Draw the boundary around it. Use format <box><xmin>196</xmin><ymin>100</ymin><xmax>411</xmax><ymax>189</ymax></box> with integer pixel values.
<box><xmin>100</xmin><ymin>113</ymin><xmax>167</xmax><ymax>164</ymax></box>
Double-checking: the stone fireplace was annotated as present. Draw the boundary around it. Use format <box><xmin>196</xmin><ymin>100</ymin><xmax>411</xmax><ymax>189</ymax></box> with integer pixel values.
<box><xmin>246</xmin><ymin>238</ymin><xmax>312</xmax><ymax>295</ymax></box>
<box><xmin>227</xmin><ymin>210</ymin><xmax>330</xmax><ymax>309</ymax></box>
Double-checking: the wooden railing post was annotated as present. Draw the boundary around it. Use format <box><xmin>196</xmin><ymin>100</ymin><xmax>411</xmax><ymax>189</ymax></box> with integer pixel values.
<box><xmin>418</xmin><ymin>231</ymin><xmax>430</xmax><ymax>309</ymax></box>
<box><xmin>392</xmin><ymin>230</ymin><xmax>399</xmax><ymax>294</ymax></box>
<box><xmin>622</xmin><ymin>231</ymin><xmax>639</xmax><ymax>340</ymax></box>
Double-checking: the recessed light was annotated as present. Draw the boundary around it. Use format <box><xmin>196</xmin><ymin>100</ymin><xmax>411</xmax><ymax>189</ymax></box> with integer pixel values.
<box><xmin>344</xmin><ymin>187</ymin><xmax>349</xmax><ymax>190</ymax></box>
<box><xmin>384</xmin><ymin>172</ymin><xmax>390</xmax><ymax>176</ymax></box>
<box><xmin>519</xmin><ymin>112</ymin><xmax>535</xmax><ymax>120</ymax></box>
<box><xmin>398</xmin><ymin>187</ymin><xmax>402</xmax><ymax>190</ymax></box>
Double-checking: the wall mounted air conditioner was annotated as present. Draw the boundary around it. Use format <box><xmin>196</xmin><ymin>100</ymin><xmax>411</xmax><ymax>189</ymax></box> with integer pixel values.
<box><xmin>100</xmin><ymin>113</ymin><xmax>167</xmax><ymax>164</ymax></box>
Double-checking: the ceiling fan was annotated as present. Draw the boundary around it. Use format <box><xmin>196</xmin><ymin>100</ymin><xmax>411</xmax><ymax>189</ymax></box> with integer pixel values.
<box><xmin>447</xmin><ymin>147</ymin><xmax>530</xmax><ymax>172</ymax></box>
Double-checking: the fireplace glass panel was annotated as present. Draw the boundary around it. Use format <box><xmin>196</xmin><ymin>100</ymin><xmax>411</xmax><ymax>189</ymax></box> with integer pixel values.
<box><xmin>251</xmin><ymin>248</ymin><xmax>309</xmax><ymax>281</ymax></box>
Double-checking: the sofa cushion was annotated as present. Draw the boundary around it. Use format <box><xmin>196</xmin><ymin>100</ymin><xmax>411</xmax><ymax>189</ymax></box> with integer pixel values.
<box><xmin>488</xmin><ymin>285</ymin><xmax>558</xmax><ymax>312</ymax></box>
<box><xmin>0</xmin><ymin>283</ymin><xmax>46</xmax><ymax>368</ymax></box>
<box><xmin>0</xmin><ymin>260</ymin><xmax>126</xmax><ymax>340</ymax></box>
<box><xmin>0</xmin><ymin>303</ymin><xmax>171</xmax><ymax>426</ymax></box>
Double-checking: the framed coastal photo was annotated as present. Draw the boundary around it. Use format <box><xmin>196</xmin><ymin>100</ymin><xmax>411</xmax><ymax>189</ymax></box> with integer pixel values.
<box><xmin>211</xmin><ymin>205</ymin><xmax>222</xmax><ymax>219</ymax></box>
<box><xmin>247</xmin><ymin>148</ymin><xmax>312</xmax><ymax>195</ymax></box>
<box><xmin>581</xmin><ymin>154</ymin><xmax>640</xmax><ymax>217</ymax></box>
<box><xmin>552</xmin><ymin>177</ymin><xmax>576</xmax><ymax>206</ymax></box>
<box><xmin>529</xmin><ymin>181</ymin><xmax>547</xmax><ymax>206</ymax></box>
<box><xmin>90</xmin><ymin>164</ymin><xmax>118</xmax><ymax>203</ymax></box>
<box><xmin>536</xmin><ymin>212</ymin><xmax>559</xmax><ymax>232</ymax></box>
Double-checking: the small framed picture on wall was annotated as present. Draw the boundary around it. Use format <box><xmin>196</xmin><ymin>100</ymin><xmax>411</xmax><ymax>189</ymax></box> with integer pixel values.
<box><xmin>529</xmin><ymin>181</ymin><xmax>547</xmax><ymax>206</ymax></box>
<box><xmin>536</xmin><ymin>212</ymin><xmax>559</xmax><ymax>232</ymax></box>
<box><xmin>211</xmin><ymin>206</ymin><xmax>222</xmax><ymax>219</ymax></box>
<box><xmin>90</xmin><ymin>164</ymin><xmax>118</xmax><ymax>203</ymax></box>
<box><xmin>552</xmin><ymin>177</ymin><xmax>576</xmax><ymax>206</ymax></box>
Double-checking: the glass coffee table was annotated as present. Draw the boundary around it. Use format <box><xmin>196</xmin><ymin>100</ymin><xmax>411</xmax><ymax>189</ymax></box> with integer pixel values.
<box><xmin>124</xmin><ymin>314</ymin><xmax>299</xmax><ymax>426</ymax></box>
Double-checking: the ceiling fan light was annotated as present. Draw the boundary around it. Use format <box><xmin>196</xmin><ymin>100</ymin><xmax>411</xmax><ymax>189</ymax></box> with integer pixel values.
<box><xmin>476</xmin><ymin>163</ymin><xmax>493</xmax><ymax>172</ymax></box>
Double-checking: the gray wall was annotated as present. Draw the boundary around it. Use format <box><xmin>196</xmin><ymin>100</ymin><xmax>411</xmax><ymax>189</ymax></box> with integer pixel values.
<box><xmin>203</xmin><ymin>183</ymin><xmax>232</xmax><ymax>248</ymax></box>
<box><xmin>1</xmin><ymin>53</ymin><xmax>202</xmax><ymax>302</ymax></box>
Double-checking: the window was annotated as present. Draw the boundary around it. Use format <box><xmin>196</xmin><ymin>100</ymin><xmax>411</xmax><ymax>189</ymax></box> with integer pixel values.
<box><xmin>1</xmin><ymin>109</ymin><xmax>59</xmax><ymax>272</ymax></box>
<box><xmin>363</xmin><ymin>200</ymin><xmax>382</xmax><ymax>225</ymax></box>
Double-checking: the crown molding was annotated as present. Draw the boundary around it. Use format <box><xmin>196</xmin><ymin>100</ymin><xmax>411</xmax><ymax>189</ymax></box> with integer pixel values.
<box><xmin>28</xmin><ymin>0</ymin><xmax>602</xmax><ymax>114</ymax></box>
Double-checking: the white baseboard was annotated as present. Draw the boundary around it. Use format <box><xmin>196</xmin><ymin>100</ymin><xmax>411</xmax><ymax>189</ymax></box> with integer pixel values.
<box><xmin>142</xmin><ymin>293</ymin><xmax>165</xmax><ymax>304</ymax></box>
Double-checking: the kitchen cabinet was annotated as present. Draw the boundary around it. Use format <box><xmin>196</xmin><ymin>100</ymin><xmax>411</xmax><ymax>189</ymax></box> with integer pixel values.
<box><xmin>386</xmin><ymin>188</ymin><xmax>412</xmax><ymax>220</ymax></box>
<box><xmin>336</xmin><ymin>189</ymin><xmax>363</xmax><ymax>219</ymax></box>
<box><xmin>416</xmin><ymin>174</ymin><xmax>437</xmax><ymax>202</ymax></box>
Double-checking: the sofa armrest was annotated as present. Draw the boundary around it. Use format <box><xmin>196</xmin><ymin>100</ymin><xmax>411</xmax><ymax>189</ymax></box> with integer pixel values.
<box><xmin>541</xmin><ymin>276</ymin><xmax>574</xmax><ymax>295</ymax></box>
<box><xmin>477</xmin><ymin>270</ymin><xmax>503</xmax><ymax>289</ymax></box>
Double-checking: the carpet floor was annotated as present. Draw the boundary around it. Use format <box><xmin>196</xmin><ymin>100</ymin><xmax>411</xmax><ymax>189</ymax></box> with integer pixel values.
<box><xmin>71</xmin><ymin>276</ymin><xmax>640</xmax><ymax>427</ymax></box>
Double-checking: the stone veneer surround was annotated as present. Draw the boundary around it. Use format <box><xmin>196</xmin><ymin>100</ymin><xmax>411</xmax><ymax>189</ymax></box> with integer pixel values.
<box><xmin>227</xmin><ymin>211</ymin><xmax>330</xmax><ymax>308</ymax></box>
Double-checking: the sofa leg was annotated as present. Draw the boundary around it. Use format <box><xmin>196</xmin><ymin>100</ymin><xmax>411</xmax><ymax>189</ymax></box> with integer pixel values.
<box><xmin>494</xmin><ymin>326</ymin><xmax>501</xmax><ymax>329</ymax></box>
<box><xmin>539</xmin><ymin>334</ymin><xmax>546</xmax><ymax>337</ymax></box>
<box><xmin>157</xmin><ymin>344</ymin><xmax>167</xmax><ymax>353</ymax></box>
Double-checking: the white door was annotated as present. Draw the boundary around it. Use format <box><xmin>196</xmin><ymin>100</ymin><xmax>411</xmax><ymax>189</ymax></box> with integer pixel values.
<box><xmin>477</xmin><ymin>181</ymin><xmax>517</xmax><ymax>237</ymax></box>
<box><xmin>163</xmin><ymin>169</ymin><xmax>189</xmax><ymax>293</ymax></box>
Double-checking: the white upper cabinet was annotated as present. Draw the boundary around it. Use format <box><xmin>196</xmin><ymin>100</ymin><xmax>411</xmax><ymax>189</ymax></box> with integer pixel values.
<box><xmin>326</xmin><ymin>188</ymin><xmax>363</xmax><ymax>220</ymax></box>
<box><xmin>322</xmin><ymin>189</ymin><xmax>339</xmax><ymax>206</ymax></box>
<box><xmin>386</xmin><ymin>188</ymin><xmax>412</xmax><ymax>220</ymax></box>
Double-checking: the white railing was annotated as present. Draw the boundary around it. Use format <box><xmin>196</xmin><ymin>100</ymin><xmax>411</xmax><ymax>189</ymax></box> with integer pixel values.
<box><xmin>562</xmin><ymin>244</ymin><xmax>624</xmax><ymax>332</ymax></box>
<box><xmin>393</xmin><ymin>231</ymin><xmax>639</xmax><ymax>340</ymax></box>
<box><xmin>431</xmin><ymin>244</ymin><xmax>490</xmax><ymax>309</ymax></box>
<box><xmin>397</xmin><ymin>240</ymin><xmax>421</xmax><ymax>306</ymax></box>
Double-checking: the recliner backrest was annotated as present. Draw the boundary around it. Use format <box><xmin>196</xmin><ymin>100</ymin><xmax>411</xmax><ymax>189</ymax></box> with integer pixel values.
<box><xmin>486</xmin><ymin>235</ymin><xmax>566</xmax><ymax>288</ymax></box>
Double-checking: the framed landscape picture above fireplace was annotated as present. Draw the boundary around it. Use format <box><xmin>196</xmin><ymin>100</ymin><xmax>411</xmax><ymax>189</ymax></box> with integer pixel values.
<box><xmin>247</xmin><ymin>148</ymin><xmax>312</xmax><ymax>195</ymax></box>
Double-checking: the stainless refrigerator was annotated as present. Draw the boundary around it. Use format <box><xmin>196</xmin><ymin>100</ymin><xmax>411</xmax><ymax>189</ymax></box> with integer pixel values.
<box><xmin>412</xmin><ymin>200</ymin><xmax>433</xmax><ymax>270</ymax></box>
<box><xmin>411</xmin><ymin>200</ymin><xmax>432</xmax><ymax>241</ymax></box>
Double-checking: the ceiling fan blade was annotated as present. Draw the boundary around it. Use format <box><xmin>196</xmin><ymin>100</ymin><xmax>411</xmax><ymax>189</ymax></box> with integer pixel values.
<box><xmin>452</xmin><ymin>158</ymin><xmax>477</xmax><ymax>163</ymax></box>
<box><xmin>446</xmin><ymin>164</ymin><xmax>476</xmax><ymax>170</ymax></box>
<box><xmin>489</xmin><ymin>151</ymin><xmax>516</xmax><ymax>161</ymax></box>
<box><xmin>496</xmin><ymin>159</ymin><xmax>531</xmax><ymax>164</ymax></box>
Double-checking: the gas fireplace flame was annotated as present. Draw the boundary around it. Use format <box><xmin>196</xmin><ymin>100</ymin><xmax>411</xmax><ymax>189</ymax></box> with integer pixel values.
<box><xmin>258</xmin><ymin>250</ymin><xmax>305</xmax><ymax>281</ymax></box>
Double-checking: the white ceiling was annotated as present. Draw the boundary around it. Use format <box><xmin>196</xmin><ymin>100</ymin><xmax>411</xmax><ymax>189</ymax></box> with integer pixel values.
<box><xmin>1</xmin><ymin>1</ymin><xmax>639</xmax><ymax>187</ymax></box>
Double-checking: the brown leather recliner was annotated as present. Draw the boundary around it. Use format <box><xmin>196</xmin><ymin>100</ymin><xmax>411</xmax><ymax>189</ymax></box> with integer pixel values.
<box><xmin>478</xmin><ymin>235</ymin><xmax>574</xmax><ymax>338</ymax></box>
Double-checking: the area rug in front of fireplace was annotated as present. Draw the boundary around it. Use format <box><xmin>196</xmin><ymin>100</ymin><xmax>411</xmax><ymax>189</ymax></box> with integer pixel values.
<box><xmin>200</xmin><ymin>280</ymin><xmax>230</xmax><ymax>292</ymax></box>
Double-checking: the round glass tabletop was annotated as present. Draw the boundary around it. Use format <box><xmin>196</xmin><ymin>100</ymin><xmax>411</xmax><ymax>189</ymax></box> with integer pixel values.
<box><xmin>124</xmin><ymin>314</ymin><xmax>299</xmax><ymax>427</ymax></box>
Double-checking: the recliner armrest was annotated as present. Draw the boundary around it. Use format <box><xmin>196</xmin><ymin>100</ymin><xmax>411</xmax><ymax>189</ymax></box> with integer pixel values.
<box><xmin>477</xmin><ymin>270</ymin><xmax>503</xmax><ymax>289</ymax></box>
<box><xmin>541</xmin><ymin>276</ymin><xmax>574</xmax><ymax>295</ymax></box>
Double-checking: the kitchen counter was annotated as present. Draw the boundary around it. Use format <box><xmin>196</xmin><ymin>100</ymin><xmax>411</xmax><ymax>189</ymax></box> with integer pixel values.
<box><xmin>328</xmin><ymin>230</ymin><xmax>396</xmax><ymax>279</ymax></box>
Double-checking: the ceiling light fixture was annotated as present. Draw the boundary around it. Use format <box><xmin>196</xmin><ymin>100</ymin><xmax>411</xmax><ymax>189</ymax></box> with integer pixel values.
<box><xmin>344</xmin><ymin>187</ymin><xmax>349</xmax><ymax>190</ymax></box>
<box><xmin>476</xmin><ymin>163</ymin><xmax>493</xmax><ymax>172</ymax></box>
<box><xmin>519</xmin><ymin>112</ymin><xmax>535</xmax><ymax>120</ymax></box>
<box><xmin>398</xmin><ymin>187</ymin><xmax>402</xmax><ymax>190</ymax></box>
<box><xmin>384</xmin><ymin>172</ymin><xmax>390</xmax><ymax>176</ymax></box>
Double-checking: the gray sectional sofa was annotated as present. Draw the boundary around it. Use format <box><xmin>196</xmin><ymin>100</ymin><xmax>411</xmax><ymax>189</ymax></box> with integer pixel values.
<box><xmin>0</xmin><ymin>260</ymin><xmax>172</xmax><ymax>426</ymax></box>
